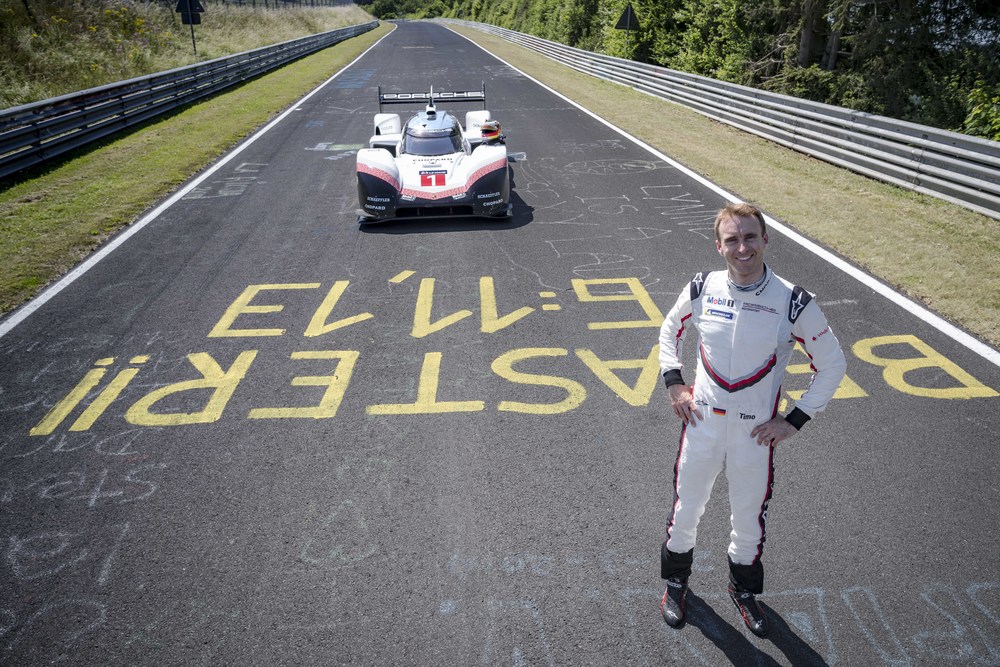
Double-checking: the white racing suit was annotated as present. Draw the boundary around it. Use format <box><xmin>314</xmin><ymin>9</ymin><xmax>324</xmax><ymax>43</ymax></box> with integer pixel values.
<box><xmin>658</xmin><ymin>266</ymin><xmax>846</xmax><ymax>593</ymax></box>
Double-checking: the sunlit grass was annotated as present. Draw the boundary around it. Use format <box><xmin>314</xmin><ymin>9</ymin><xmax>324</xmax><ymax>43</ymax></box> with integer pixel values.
<box><xmin>157</xmin><ymin>4</ymin><xmax>376</xmax><ymax>64</ymax></box>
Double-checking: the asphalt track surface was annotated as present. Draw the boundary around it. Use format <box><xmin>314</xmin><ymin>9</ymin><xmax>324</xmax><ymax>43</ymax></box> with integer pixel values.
<box><xmin>1</xmin><ymin>21</ymin><xmax>999</xmax><ymax>666</ymax></box>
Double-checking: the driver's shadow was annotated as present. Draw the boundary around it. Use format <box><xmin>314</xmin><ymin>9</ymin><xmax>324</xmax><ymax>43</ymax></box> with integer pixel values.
<box><xmin>680</xmin><ymin>591</ymin><xmax>830</xmax><ymax>666</ymax></box>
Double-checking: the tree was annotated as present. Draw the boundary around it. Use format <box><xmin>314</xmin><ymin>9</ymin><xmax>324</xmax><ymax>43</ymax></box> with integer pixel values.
<box><xmin>435</xmin><ymin>0</ymin><xmax>999</xmax><ymax>136</ymax></box>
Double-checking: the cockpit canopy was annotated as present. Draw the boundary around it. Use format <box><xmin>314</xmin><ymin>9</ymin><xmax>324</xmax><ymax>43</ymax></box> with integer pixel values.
<box><xmin>401</xmin><ymin>111</ymin><xmax>465</xmax><ymax>156</ymax></box>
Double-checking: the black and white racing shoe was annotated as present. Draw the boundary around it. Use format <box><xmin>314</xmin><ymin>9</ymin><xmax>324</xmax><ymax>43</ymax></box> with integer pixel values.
<box><xmin>660</xmin><ymin>578</ymin><xmax>688</xmax><ymax>628</ymax></box>
<box><xmin>728</xmin><ymin>585</ymin><xmax>768</xmax><ymax>637</ymax></box>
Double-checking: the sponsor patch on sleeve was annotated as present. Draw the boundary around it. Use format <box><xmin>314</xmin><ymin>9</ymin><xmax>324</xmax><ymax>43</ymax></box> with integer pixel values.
<box><xmin>811</xmin><ymin>325</ymin><xmax>831</xmax><ymax>341</ymax></box>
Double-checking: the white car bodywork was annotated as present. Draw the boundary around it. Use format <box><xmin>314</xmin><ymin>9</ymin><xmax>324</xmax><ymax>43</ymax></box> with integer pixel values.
<box><xmin>356</xmin><ymin>87</ymin><xmax>511</xmax><ymax>223</ymax></box>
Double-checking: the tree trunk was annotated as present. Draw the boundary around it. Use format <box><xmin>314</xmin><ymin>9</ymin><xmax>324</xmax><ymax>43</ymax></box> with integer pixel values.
<box><xmin>822</xmin><ymin>0</ymin><xmax>850</xmax><ymax>71</ymax></box>
<box><xmin>798</xmin><ymin>0</ymin><xmax>828</xmax><ymax>67</ymax></box>
<box><xmin>822</xmin><ymin>27</ymin><xmax>841</xmax><ymax>70</ymax></box>
<box><xmin>20</xmin><ymin>0</ymin><xmax>36</xmax><ymax>24</ymax></box>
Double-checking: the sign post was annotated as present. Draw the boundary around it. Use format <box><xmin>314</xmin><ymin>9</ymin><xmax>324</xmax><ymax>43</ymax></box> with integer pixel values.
<box><xmin>614</xmin><ymin>3</ymin><xmax>640</xmax><ymax>54</ymax></box>
<box><xmin>175</xmin><ymin>0</ymin><xmax>206</xmax><ymax>55</ymax></box>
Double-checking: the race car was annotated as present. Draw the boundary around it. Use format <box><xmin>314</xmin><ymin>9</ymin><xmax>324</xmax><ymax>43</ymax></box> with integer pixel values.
<box><xmin>356</xmin><ymin>84</ymin><xmax>511</xmax><ymax>223</ymax></box>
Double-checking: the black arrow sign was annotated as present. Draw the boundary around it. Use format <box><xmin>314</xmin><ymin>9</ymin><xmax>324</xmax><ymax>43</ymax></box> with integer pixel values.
<box><xmin>615</xmin><ymin>3</ymin><xmax>639</xmax><ymax>31</ymax></box>
<box><xmin>176</xmin><ymin>0</ymin><xmax>206</xmax><ymax>13</ymax></box>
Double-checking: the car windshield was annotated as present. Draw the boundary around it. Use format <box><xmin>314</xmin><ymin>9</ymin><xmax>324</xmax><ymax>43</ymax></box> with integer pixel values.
<box><xmin>403</xmin><ymin>131</ymin><xmax>463</xmax><ymax>156</ymax></box>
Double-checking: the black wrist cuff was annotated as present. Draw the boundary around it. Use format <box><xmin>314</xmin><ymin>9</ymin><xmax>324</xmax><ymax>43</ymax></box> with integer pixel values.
<box><xmin>662</xmin><ymin>369</ymin><xmax>685</xmax><ymax>388</ymax></box>
<box><xmin>785</xmin><ymin>407</ymin><xmax>811</xmax><ymax>430</ymax></box>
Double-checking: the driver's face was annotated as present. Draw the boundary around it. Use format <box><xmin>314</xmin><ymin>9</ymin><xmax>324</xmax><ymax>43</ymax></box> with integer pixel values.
<box><xmin>716</xmin><ymin>215</ymin><xmax>768</xmax><ymax>286</ymax></box>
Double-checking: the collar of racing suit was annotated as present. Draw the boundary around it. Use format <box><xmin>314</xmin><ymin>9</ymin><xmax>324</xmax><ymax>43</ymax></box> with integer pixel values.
<box><xmin>727</xmin><ymin>264</ymin><xmax>770</xmax><ymax>293</ymax></box>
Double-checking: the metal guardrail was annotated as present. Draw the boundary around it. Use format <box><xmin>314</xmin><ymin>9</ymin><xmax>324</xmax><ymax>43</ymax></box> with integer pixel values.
<box><xmin>441</xmin><ymin>20</ymin><xmax>1000</xmax><ymax>220</ymax></box>
<box><xmin>0</xmin><ymin>21</ymin><xmax>378</xmax><ymax>181</ymax></box>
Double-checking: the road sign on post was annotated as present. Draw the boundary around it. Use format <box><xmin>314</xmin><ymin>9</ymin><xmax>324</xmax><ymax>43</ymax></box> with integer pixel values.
<box><xmin>176</xmin><ymin>0</ymin><xmax>205</xmax><ymax>55</ymax></box>
<box><xmin>614</xmin><ymin>3</ymin><xmax>640</xmax><ymax>53</ymax></box>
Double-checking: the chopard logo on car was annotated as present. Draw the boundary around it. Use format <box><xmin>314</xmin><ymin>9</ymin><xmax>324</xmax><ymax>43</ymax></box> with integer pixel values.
<box><xmin>706</xmin><ymin>309</ymin><xmax>734</xmax><ymax>320</ymax></box>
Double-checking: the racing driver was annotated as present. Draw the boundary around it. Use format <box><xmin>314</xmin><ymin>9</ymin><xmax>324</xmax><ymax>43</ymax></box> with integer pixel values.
<box><xmin>657</xmin><ymin>202</ymin><xmax>846</xmax><ymax>636</ymax></box>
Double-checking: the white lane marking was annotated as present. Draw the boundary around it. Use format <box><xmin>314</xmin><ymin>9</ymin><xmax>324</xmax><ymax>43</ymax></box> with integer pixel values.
<box><xmin>448</xmin><ymin>26</ymin><xmax>1000</xmax><ymax>368</ymax></box>
<box><xmin>0</xmin><ymin>25</ymin><xmax>397</xmax><ymax>340</ymax></box>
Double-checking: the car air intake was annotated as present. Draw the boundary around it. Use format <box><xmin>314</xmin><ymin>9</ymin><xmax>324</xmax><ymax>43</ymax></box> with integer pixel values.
<box><xmin>395</xmin><ymin>205</ymin><xmax>475</xmax><ymax>218</ymax></box>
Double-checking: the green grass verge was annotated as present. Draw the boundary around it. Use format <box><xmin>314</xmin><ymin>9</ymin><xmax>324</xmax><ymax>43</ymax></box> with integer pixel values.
<box><xmin>0</xmin><ymin>22</ymin><xmax>391</xmax><ymax>317</ymax></box>
<box><xmin>448</xmin><ymin>25</ymin><xmax>1000</xmax><ymax>351</ymax></box>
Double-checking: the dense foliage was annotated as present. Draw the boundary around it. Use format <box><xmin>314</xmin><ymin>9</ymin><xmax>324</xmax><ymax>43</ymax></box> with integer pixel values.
<box><xmin>357</xmin><ymin>0</ymin><xmax>1000</xmax><ymax>139</ymax></box>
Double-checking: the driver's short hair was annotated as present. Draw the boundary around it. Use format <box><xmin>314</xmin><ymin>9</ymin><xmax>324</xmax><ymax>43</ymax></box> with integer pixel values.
<box><xmin>714</xmin><ymin>202</ymin><xmax>766</xmax><ymax>241</ymax></box>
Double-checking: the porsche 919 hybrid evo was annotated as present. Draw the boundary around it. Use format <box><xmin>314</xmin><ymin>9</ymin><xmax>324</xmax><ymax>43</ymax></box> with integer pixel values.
<box><xmin>356</xmin><ymin>84</ymin><xmax>511</xmax><ymax>223</ymax></box>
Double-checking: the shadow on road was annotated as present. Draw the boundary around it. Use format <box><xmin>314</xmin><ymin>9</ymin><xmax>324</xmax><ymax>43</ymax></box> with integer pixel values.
<box><xmin>680</xmin><ymin>591</ymin><xmax>829</xmax><ymax>666</ymax></box>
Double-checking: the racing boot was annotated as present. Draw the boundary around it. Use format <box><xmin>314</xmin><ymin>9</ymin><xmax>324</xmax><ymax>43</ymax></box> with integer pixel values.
<box><xmin>660</xmin><ymin>577</ymin><xmax>688</xmax><ymax>628</ymax></box>
<box><xmin>728</xmin><ymin>585</ymin><xmax>768</xmax><ymax>637</ymax></box>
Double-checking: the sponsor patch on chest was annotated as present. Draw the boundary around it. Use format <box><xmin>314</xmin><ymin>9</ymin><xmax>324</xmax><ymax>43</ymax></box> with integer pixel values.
<box><xmin>741</xmin><ymin>302</ymin><xmax>780</xmax><ymax>315</ymax></box>
<box><xmin>706</xmin><ymin>308</ymin><xmax>735</xmax><ymax>320</ymax></box>
<box><xmin>705</xmin><ymin>295</ymin><xmax>735</xmax><ymax>308</ymax></box>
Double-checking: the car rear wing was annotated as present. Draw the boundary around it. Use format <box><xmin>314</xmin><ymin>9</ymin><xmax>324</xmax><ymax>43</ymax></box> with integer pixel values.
<box><xmin>378</xmin><ymin>83</ymin><xmax>487</xmax><ymax>112</ymax></box>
